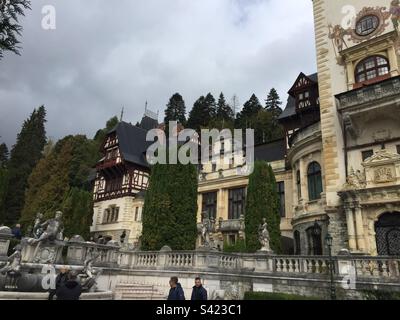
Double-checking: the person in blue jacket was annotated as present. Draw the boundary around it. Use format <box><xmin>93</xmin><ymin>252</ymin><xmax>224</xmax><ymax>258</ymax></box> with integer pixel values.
<box><xmin>191</xmin><ymin>277</ymin><xmax>208</xmax><ymax>301</ymax></box>
<box><xmin>167</xmin><ymin>276</ymin><xmax>185</xmax><ymax>300</ymax></box>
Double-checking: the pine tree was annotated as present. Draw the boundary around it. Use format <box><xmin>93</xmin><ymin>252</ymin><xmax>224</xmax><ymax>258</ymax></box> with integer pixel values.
<box><xmin>235</xmin><ymin>94</ymin><xmax>262</xmax><ymax>129</ymax></box>
<box><xmin>245</xmin><ymin>161</ymin><xmax>281</xmax><ymax>253</ymax></box>
<box><xmin>0</xmin><ymin>0</ymin><xmax>31</xmax><ymax>60</ymax></box>
<box><xmin>164</xmin><ymin>93</ymin><xmax>187</xmax><ymax>125</ymax></box>
<box><xmin>4</xmin><ymin>106</ymin><xmax>47</xmax><ymax>225</ymax></box>
<box><xmin>216</xmin><ymin>93</ymin><xmax>234</xmax><ymax>123</ymax></box>
<box><xmin>187</xmin><ymin>93</ymin><xmax>217</xmax><ymax>132</ymax></box>
<box><xmin>0</xmin><ymin>143</ymin><xmax>8</xmax><ymax>167</ymax></box>
<box><xmin>141</xmin><ymin>160</ymin><xmax>198</xmax><ymax>251</ymax></box>
<box><xmin>265</xmin><ymin>88</ymin><xmax>283</xmax><ymax>117</ymax></box>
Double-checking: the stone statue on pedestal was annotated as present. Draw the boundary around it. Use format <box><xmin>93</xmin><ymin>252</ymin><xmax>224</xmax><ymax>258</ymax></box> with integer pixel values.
<box><xmin>258</xmin><ymin>218</ymin><xmax>272</xmax><ymax>253</ymax></box>
<box><xmin>0</xmin><ymin>245</ymin><xmax>22</xmax><ymax>290</ymax></box>
<box><xmin>200</xmin><ymin>212</ymin><xmax>212</xmax><ymax>248</ymax></box>
<box><xmin>80</xmin><ymin>248</ymin><xmax>102</xmax><ymax>291</ymax></box>
<box><xmin>29</xmin><ymin>211</ymin><xmax>64</xmax><ymax>245</ymax></box>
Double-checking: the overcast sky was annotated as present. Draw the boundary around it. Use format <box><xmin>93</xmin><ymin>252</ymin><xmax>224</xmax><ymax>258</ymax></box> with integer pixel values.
<box><xmin>0</xmin><ymin>0</ymin><xmax>316</xmax><ymax>148</ymax></box>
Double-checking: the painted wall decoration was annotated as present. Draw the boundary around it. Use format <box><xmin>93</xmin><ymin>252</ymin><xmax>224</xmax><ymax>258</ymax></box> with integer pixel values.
<box><xmin>328</xmin><ymin>6</ymin><xmax>391</xmax><ymax>56</ymax></box>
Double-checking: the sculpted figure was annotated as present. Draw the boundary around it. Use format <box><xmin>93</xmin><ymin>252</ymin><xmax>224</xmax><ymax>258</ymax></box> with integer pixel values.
<box><xmin>0</xmin><ymin>245</ymin><xmax>22</xmax><ymax>276</ymax></box>
<box><xmin>200</xmin><ymin>213</ymin><xmax>211</xmax><ymax>247</ymax></box>
<box><xmin>33</xmin><ymin>212</ymin><xmax>44</xmax><ymax>239</ymax></box>
<box><xmin>30</xmin><ymin>211</ymin><xmax>64</xmax><ymax>245</ymax></box>
<box><xmin>80</xmin><ymin>248</ymin><xmax>102</xmax><ymax>291</ymax></box>
<box><xmin>258</xmin><ymin>218</ymin><xmax>272</xmax><ymax>252</ymax></box>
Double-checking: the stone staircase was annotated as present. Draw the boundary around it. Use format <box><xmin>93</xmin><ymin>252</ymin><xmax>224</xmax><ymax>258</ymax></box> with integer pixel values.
<box><xmin>114</xmin><ymin>283</ymin><xmax>166</xmax><ymax>300</ymax></box>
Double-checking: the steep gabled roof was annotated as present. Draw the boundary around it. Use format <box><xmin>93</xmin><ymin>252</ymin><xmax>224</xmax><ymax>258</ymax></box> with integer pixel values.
<box><xmin>288</xmin><ymin>72</ymin><xmax>318</xmax><ymax>95</ymax></box>
<box><xmin>109</xmin><ymin>121</ymin><xmax>151</xmax><ymax>168</ymax></box>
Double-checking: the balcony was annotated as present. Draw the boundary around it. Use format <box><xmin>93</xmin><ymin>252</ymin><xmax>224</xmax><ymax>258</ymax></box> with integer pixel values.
<box><xmin>336</xmin><ymin>76</ymin><xmax>400</xmax><ymax>113</ymax></box>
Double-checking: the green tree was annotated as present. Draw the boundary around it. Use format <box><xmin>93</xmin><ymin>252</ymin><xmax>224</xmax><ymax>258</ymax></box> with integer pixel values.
<box><xmin>0</xmin><ymin>167</ymin><xmax>8</xmax><ymax>224</ymax></box>
<box><xmin>235</xmin><ymin>94</ymin><xmax>262</xmax><ymax>129</ymax></box>
<box><xmin>0</xmin><ymin>0</ymin><xmax>31</xmax><ymax>59</ymax></box>
<box><xmin>216</xmin><ymin>93</ymin><xmax>234</xmax><ymax>125</ymax></box>
<box><xmin>141</xmin><ymin>160</ymin><xmax>198</xmax><ymax>251</ymax></box>
<box><xmin>265</xmin><ymin>88</ymin><xmax>283</xmax><ymax>117</ymax></box>
<box><xmin>0</xmin><ymin>143</ymin><xmax>8</xmax><ymax>167</ymax></box>
<box><xmin>164</xmin><ymin>93</ymin><xmax>187</xmax><ymax>125</ymax></box>
<box><xmin>187</xmin><ymin>93</ymin><xmax>217</xmax><ymax>132</ymax></box>
<box><xmin>4</xmin><ymin>106</ymin><xmax>47</xmax><ymax>225</ymax></box>
<box><xmin>245</xmin><ymin>161</ymin><xmax>281</xmax><ymax>253</ymax></box>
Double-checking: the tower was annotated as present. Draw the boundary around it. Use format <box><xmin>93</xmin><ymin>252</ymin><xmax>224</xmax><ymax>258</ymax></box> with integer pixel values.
<box><xmin>313</xmin><ymin>0</ymin><xmax>400</xmax><ymax>255</ymax></box>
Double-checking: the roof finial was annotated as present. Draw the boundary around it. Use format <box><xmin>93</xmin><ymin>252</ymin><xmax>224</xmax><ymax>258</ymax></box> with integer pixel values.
<box><xmin>120</xmin><ymin>106</ymin><xmax>124</xmax><ymax>122</ymax></box>
<box><xmin>145</xmin><ymin>101</ymin><xmax>148</xmax><ymax>112</ymax></box>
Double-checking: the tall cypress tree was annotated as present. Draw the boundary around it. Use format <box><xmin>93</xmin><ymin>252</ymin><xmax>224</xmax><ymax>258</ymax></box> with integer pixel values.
<box><xmin>164</xmin><ymin>93</ymin><xmax>187</xmax><ymax>125</ymax></box>
<box><xmin>141</xmin><ymin>160</ymin><xmax>198</xmax><ymax>251</ymax></box>
<box><xmin>245</xmin><ymin>161</ymin><xmax>281</xmax><ymax>253</ymax></box>
<box><xmin>4</xmin><ymin>106</ymin><xmax>47</xmax><ymax>225</ymax></box>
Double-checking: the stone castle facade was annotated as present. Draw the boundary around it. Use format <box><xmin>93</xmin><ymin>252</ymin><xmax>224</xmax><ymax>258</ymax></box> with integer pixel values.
<box><xmin>91</xmin><ymin>0</ymin><xmax>400</xmax><ymax>256</ymax></box>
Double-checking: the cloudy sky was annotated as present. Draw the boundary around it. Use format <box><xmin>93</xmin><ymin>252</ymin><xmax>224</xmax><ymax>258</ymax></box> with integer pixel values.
<box><xmin>0</xmin><ymin>0</ymin><xmax>316</xmax><ymax>148</ymax></box>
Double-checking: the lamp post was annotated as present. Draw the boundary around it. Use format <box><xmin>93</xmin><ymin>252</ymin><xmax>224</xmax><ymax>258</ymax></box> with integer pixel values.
<box><xmin>325</xmin><ymin>233</ymin><xmax>337</xmax><ymax>300</ymax></box>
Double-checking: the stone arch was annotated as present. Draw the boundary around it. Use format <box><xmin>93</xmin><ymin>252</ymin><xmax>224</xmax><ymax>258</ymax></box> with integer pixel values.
<box><xmin>374</xmin><ymin>211</ymin><xmax>400</xmax><ymax>256</ymax></box>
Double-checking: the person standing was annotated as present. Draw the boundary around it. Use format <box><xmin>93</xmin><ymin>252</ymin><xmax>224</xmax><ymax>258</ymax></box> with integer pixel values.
<box><xmin>191</xmin><ymin>277</ymin><xmax>208</xmax><ymax>301</ymax></box>
<box><xmin>56</xmin><ymin>272</ymin><xmax>82</xmax><ymax>300</ymax></box>
<box><xmin>11</xmin><ymin>224</ymin><xmax>22</xmax><ymax>240</ymax></box>
<box><xmin>167</xmin><ymin>277</ymin><xmax>185</xmax><ymax>300</ymax></box>
<box><xmin>48</xmin><ymin>267</ymin><xmax>69</xmax><ymax>300</ymax></box>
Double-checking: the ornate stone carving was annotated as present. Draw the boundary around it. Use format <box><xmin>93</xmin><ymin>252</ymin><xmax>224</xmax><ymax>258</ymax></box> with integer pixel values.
<box><xmin>343</xmin><ymin>168</ymin><xmax>367</xmax><ymax>190</ymax></box>
<box><xmin>374</xmin><ymin>166</ymin><xmax>395</xmax><ymax>183</ymax></box>
<box><xmin>258</xmin><ymin>218</ymin><xmax>273</xmax><ymax>253</ymax></box>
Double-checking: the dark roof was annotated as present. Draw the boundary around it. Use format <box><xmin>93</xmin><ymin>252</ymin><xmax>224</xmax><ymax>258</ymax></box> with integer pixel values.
<box><xmin>279</xmin><ymin>72</ymin><xmax>318</xmax><ymax>121</ymax></box>
<box><xmin>139</xmin><ymin>115</ymin><xmax>159</xmax><ymax>131</ymax></box>
<box><xmin>254</xmin><ymin>139</ymin><xmax>286</xmax><ymax>163</ymax></box>
<box><xmin>109</xmin><ymin>121</ymin><xmax>151</xmax><ymax>168</ymax></box>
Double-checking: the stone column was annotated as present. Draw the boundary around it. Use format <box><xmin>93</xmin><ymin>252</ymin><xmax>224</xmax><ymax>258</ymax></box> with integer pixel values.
<box><xmin>344</xmin><ymin>206</ymin><xmax>357</xmax><ymax>252</ymax></box>
<box><xmin>388</xmin><ymin>45</ymin><xmax>399</xmax><ymax>77</ymax></box>
<box><xmin>299</xmin><ymin>158</ymin><xmax>308</xmax><ymax>203</ymax></box>
<box><xmin>354</xmin><ymin>204</ymin><xmax>366</xmax><ymax>253</ymax></box>
<box><xmin>346</xmin><ymin>61</ymin><xmax>355</xmax><ymax>90</ymax></box>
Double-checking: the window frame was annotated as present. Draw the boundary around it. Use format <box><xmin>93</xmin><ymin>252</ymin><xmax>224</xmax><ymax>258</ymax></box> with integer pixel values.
<box><xmin>355</xmin><ymin>55</ymin><xmax>390</xmax><ymax>84</ymax></box>
<box><xmin>362</xmin><ymin>149</ymin><xmax>374</xmax><ymax>162</ymax></box>
<box><xmin>228</xmin><ymin>187</ymin><xmax>246</xmax><ymax>220</ymax></box>
<box><xmin>202</xmin><ymin>192</ymin><xmax>218</xmax><ymax>220</ymax></box>
<box><xmin>307</xmin><ymin>162</ymin><xmax>323</xmax><ymax>201</ymax></box>
<box><xmin>355</xmin><ymin>15</ymin><xmax>379</xmax><ymax>36</ymax></box>
<box><xmin>277</xmin><ymin>181</ymin><xmax>285</xmax><ymax>218</ymax></box>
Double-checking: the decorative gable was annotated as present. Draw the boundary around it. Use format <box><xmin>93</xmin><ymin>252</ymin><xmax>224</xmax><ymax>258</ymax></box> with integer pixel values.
<box><xmin>362</xmin><ymin>149</ymin><xmax>400</xmax><ymax>186</ymax></box>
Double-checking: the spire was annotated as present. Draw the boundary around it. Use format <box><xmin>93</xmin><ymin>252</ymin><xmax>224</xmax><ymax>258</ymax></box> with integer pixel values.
<box><xmin>120</xmin><ymin>106</ymin><xmax>124</xmax><ymax>122</ymax></box>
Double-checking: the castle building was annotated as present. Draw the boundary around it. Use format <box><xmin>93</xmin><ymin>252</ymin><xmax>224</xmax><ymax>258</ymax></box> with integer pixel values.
<box><xmin>91</xmin><ymin>0</ymin><xmax>400</xmax><ymax>256</ymax></box>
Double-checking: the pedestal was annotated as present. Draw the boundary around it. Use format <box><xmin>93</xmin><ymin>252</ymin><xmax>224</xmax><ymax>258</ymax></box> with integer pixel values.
<box><xmin>21</xmin><ymin>239</ymin><xmax>65</xmax><ymax>264</ymax></box>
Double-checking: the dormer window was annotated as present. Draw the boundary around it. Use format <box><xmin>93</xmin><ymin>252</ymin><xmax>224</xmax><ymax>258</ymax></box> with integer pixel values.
<box><xmin>355</xmin><ymin>56</ymin><xmax>389</xmax><ymax>83</ymax></box>
<box><xmin>297</xmin><ymin>91</ymin><xmax>311</xmax><ymax>109</ymax></box>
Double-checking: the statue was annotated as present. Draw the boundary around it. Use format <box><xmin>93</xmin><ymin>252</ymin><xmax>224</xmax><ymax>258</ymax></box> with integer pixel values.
<box><xmin>80</xmin><ymin>248</ymin><xmax>102</xmax><ymax>291</ymax></box>
<box><xmin>258</xmin><ymin>218</ymin><xmax>272</xmax><ymax>253</ymax></box>
<box><xmin>29</xmin><ymin>211</ymin><xmax>64</xmax><ymax>245</ymax></box>
<box><xmin>32</xmin><ymin>212</ymin><xmax>44</xmax><ymax>239</ymax></box>
<box><xmin>200</xmin><ymin>212</ymin><xmax>211</xmax><ymax>247</ymax></box>
<box><xmin>0</xmin><ymin>245</ymin><xmax>22</xmax><ymax>276</ymax></box>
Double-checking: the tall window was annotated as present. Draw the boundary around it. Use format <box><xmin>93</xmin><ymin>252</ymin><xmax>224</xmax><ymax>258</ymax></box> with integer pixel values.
<box><xmin>307</xmin><ymin>162</ymin><xmax>323</xmax><ymax>201</ymax></box>
<box><xmin>202</xmin><ymin>192</ymin><xmax>217</xmax><ymax>220</ymax></box>
<box><xmin>103</xmin><ymin>206</ymin><xmax>120</xmax><ymax>224</ymax></box>
<box><xmin>297</xmin><ymin>91</ymin><xmax>311</xmax><ymax>109</ymax></box>
<box><xmin>306</xmin><ymin>224</ymin><xmax>323</xmax><ymax>256</ymax></box>
<box><xmin>134</xmin><ymin>207</ymin><xmax>139</xmax><ymax>222</ymax></box>
<box><xmin>355</xmin><ymin>56</ymin><xmax>389</xmax><ymax>83</ymax></box>
<box><xmin>296</xmin><ymin>170</ymin><xmax>301</xmax><ymax>201</ymax></box>
<box><xmin>228</xmin><ymin>188</ymin><xmax>246</xmax><ymax>220</ymax></box>
<box><xmin>277</xmin><ymin>182</ymin><xmax>285</xmax><ymax>218</ymax></box>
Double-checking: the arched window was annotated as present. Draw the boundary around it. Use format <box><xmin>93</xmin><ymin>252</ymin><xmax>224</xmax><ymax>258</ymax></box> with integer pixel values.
<box><xmin>355</xmin><ymin>56</ymin><xmax>389</xmax><ymax>83</ymax></box>
<box><xmin>307</xmin><ymin>162</ymin><xmax>323</xmax><ymax>201</ymax></box>
<box><xmin>296</xmin><ymin>170</ymin><xmax>301</xmax><ymax>201</ymax></box>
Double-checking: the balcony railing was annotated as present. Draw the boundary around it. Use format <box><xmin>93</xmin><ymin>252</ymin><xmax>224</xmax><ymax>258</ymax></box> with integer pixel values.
<box><xmin>336</xmin><ymin>76</ymin><xmax>400</xmax><ymax>111</ymax></box>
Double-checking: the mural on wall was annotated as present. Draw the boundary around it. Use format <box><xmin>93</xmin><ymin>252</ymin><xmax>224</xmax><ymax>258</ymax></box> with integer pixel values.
<box><xmin>327</xmin><ymin>3</ymin><xmax>400</xmax><ymax>64</ymax></box>
<box><xmin>390</xmin><ymin>0</ymin><xmax>400</xmax><ymax>31</ymax></box>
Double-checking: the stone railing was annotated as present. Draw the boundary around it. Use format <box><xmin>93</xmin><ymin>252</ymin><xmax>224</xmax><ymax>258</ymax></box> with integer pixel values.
<box><xmin>290</xmin><ymin>122</ymin><xmax>321</xmax><ymax>146</ymax></box>
<box><xmin>336</xmin><ymin>75</ymin><xmax>400</xmax><ymax>111</ymax></box>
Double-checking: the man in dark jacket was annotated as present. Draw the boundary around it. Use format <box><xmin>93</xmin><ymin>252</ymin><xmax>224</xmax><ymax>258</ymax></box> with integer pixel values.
<box><xmin>48</xmin><ymin>267</ymin><xmax>69</xmax><ymax>300</ymax></box>
<box><xmin>12</xmin><ymin>224</ymin><xmax>22</xmax><ymax>240</ymax></box>
<box><xmin>191</xmin><ymin>277</ymin><xmax>207</xmax><ymax>301</ymax></box>
<box><xmin>56</xmin><ymin>272</ymin><xmax>82</xmax><ymax>300</ymax></box>
<box><xmin>167</xmin><ymin>277</ymin><xmax>185</xmax><ymax>300</ymax></box>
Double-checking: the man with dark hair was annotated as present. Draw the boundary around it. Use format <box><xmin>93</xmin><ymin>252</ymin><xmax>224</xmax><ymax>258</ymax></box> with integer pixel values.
<box><xmin>48</xmin><ymin>266</ymin><xmax>69</xmax><ymax>300</ymax></box>
<box><xmin>56</xmin><ymin>271</ymin><xmax>82</xmax><ymax>300</ymax></box>
<box><xmin>167</xmin><ymin>276</ymin><xmax>185</xmax><ymax>300</ymax></box>
<box><xmin>191</xmin><ymin>277</ymin><xmax>207</xmax><ymax>301</ymax></box>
